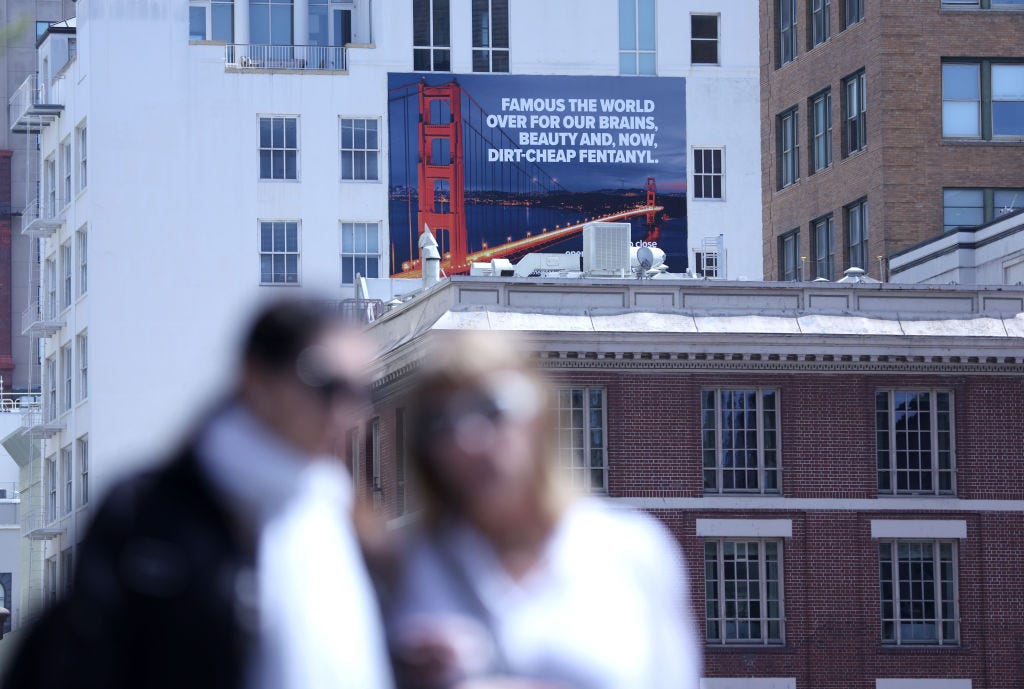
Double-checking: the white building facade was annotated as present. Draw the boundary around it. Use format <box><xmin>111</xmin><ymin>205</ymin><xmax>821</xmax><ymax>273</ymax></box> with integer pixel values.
<box><xmin>11</xmin><ymin>0</ymin><xmax>761</xmax><ymax>621</ymax></box>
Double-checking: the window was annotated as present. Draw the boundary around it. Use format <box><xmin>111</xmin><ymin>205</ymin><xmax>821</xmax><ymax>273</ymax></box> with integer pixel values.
<box><xmin>779</xmin><ymin>229</ymin><xmax>800</xmax><ymax>281</ymax></box>
<box><xmin>778</xmin><ymin>0</ymin><xmax>797</xmax><ymax>67</ymax></box>
<box><xmin>259</xmin><ymin>116</ymin><xmax>298</xmax><ymax>180</ymax></box>
<box><xmin>369</xmin><ymin>418</ymin><xmax>382</xmax><ymax>507</ymax></box>
<box><xmin>45</xmin><ymin>557</ymin><xmax>57</xmax><ymax>607</ymax></box>
<box><xmin>259</xmin><ymin>221</ymin><xmax>299</xmax><ymax>284</ymax></box>
<box><xmin>413</xmin><ymin>0</ymin><xmax>451</xmax><ymax>71</ymax></box>
<box><xmin>61</xmin><ymin>344</ymin><xmax>72</xmax><ymax>413</ymax></box>
<box><xmin>77</xmin><ymin>228</ymin><xmax>87</xmax><ymax>296</ymax></box>
<box><xmin>694</xmin><ymin>250</ymin><xmax>720</xmax><ymax>278</ymax></box>
<box><xmin>340</xmin><ymin>221</ymin><xmax>380</xmax><ymax>284</ymax></box>
<box><xmin>346</xmin><ymin>427</ymin><xmax>359</xmax><ymax>482</ymax></box>
<box><xmin>619</xmin><ymin>0</ymin><xmax>656</xmax><ymax>75</ymax></box>
<box><xmin>61</xmin><ymin>242</ymin><xmax>72</xmax><ymax>309</ymax></box>
<box><xmin>880</xmin><ymin>541</ymin><xmax>959</xmax><ymax>645</ymax></box>
<box><xmin>778</xmin><ymin>107</ymin><xmax>799</xmax><ymax>188</ymax></box>
<box><xmin>943</xmin><ymin>0</ymin><xmax>1024</xmax><ymax>9</ymax></box>
<box><xmin>61</xmin><ymin>548</ymin><xmax>73</xmax><ymax>594</ymax></box>
<box><xmin>705</xmin><ymin>540</ymin><xmax>785</xmax><ymax>645</ymax></box>
<box><xmin>45</xmin><ymin>357</ymin><xmax>57</xmax><ymax>422</ymax></box>
<box><xmin>943</xmin><ymin>63</ymin><xmax>981</xmax><ymax>138</ymax></box>
<box><xmin>61</xmin><ymin>447</ymin><xmax>72</xmax><ymax>515</ymax></box>
<box><xmin>553</xmin><ymin>388</ymin><xmax>606</xmax><ymax>493</ymax></box>
<box><xmin>943</xmin><ymin>61</ymin><xmax>1024</xmax><ymax>139</ymax></box>
<box><xmin>472</xmin><ymin>0</ymin><xmax>509</xmax><ymax>72</ymax></box>
<box><xmin>809</xmin><ymin>0</ymin><xmax>830</xmax><ymax>47</ymax></box>
<box><xmin>702</xmin><ymin>389</ymin><xmax>780</xmax><ymax>493</ymax></box>
<box><xmin>45</xmin><ymin>157</ymin><xmax>56</xmax><ymax>216</ymax></box>
<box><xmin>396</xmin><ymin>409</ymin><xmax>408</xmax><ymax>513</ymax></box>
<box><xmin>843</xmin><ymin>0</ymin><xmax>864</xmax><ymax>28</ymax></box>
<box><xmin>189</xmin><ymin>0</ymin><xmax>234</xmax><ymax>42</ymax></box>
<box><xmin>693</xmin><ymin>148</ymin><xmax>724</xmax><ymax>199</ymax></box>
<box><xmin>846</xmin><ymin>198</ymin><xmax>869</xmax><ymax>270</ymax></box>
<box><xmin>691</xmin><ymin>14</ymin><xmax>719</xmax><ymax>65</ymax></box>
<box><xmin>46</xmin><ymin>457</ymin><xmax>57</xmax><ymax>523</ymax></box>
<box><xmin>251</xmin><ymin>0</ymin><xmax>292</xmax><ymax>45</ymax></box>
<box><xmin>78</xmin><ymin>436</ymin><xmax>88</xmax><ymax>506</ymax></box>
<box><xmin>843</xmin><ymin>70</ymin><xmax>867</xmax><ymax>155</ymax></box>
<box><xmin>809</xmin><ymin>89</ymin><xmax>832</xmax><ymax>173</ymax></box>
<box><xmin>340</xmin><ymin>118</ymin><xmax>380</xmax><ymax>181</ymax></box>
<box><xmin>943</xmin><ymin>187</ymin><xmax>1024</xmax><ymax>231</ymax></box>
<box><xmin>876</xmin><ymin>391</ymin><xmax>955</xmax><ymax>495</ymax></box>
<box><xmin>812</xmin><ymin>215</ymin><xmax>834</xmax><ymax>280</ymax></box>
<box><xmin>76</xmin><ymin>125</ymin><xmax>87</xmax><ymax>191</ymax></box>
<box><xmin>77</xmin><ymin>332</ymin><xmax>87</xmax><ymax>401</ymax></box>
<box><xmin>45</xmin><ymin>258</ymin><xmax>57</xmax><ymax>319</ymax></box>
<box><xmin>60</xmin><ymin>140</ymin><xmax>72</xmax><ymax>205</ymax></box>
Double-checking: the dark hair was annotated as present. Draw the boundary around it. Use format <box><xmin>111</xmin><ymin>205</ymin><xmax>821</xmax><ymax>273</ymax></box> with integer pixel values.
<box><xmin>241</xmin><ymin>298</ymin><xmax>343</xmax><ymax>371</ymax></box>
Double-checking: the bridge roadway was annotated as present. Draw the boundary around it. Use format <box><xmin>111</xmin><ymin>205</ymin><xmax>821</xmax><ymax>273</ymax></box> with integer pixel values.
<box><xmin>392</xmin><ymin>204</ymin><xmax>664</xmax><ymax>279</ymax></box>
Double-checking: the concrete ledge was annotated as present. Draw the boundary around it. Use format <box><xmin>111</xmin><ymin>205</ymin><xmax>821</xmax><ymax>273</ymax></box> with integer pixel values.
<box><xmin>876</xmin><ymin>680</ymin><xmax>971</xmax><ymax>689</ymax></box>
<box><xmin>870</xmin><ymin>519</ymin><xmax>967</xmax><ymax>539</ymax></box>
<box><xmin>701</xmin><ymin>679</ymin><xmax>796</xmax><ymax>689</ymax></box>
<box><xmin>696</xmin><ymin>519</ymin><xmax>792</xmax><ymax>538</ymax></box>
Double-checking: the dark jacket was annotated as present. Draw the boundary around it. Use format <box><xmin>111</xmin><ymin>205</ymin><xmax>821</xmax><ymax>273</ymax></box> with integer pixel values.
<box><xmin>3</xmin><ymin>448</ymin><xmax>258</xmax><ymax>689</ymax></box>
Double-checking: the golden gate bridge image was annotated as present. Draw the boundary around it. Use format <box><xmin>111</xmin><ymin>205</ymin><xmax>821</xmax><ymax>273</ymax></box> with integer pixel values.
<box><xmin>387</xmin><ymin>75</ymin><xmax>686</xmax><ymax>279</ymax></box>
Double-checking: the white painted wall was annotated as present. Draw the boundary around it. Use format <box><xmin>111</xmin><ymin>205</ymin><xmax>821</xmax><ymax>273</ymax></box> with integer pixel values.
<box><xmin>24</xmin><ymin>0</ymin><xmax>762</xmax><ymax>596</ymax></box>
<box><xmin>889</xmin><ymin>214</ymin><xmax>1024</xmax><ymax>285</ymax></box>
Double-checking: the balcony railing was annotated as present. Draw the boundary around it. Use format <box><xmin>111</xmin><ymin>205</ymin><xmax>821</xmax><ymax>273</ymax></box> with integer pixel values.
<box><xmin>21</xmin><ymin>300</ymin><xmax>65</xmax><ymax>337</ymax></box>
<box><xmin>20</xmin><ymin>404</ymin><xmax>64</xmax><ymax>440</ymax></box>
<box><xmin>22</xmin><ymin>508</ymin><xmax>63</xmax><ymax>540</ymax></box>
<box><xmin>19</xmin><ymin>196</ymin><xmax>66</xmax><ymax>237</ymax></box>
<box><xmin>9</xmin><ymin>74</ymin><xmax>64</xmax><ymax>134</ymax></box>
<box><xmin>0</xmin><ymin>392</ymin><xmax>40</xmax><ymax>414</ymax></box>
<box><xmin>226</xmin><ymin>44</ymin><xmax>347</xmax><ymax>72</ymax></box>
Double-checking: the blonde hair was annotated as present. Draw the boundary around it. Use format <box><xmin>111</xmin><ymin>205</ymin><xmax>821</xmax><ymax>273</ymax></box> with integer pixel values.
<box><xmin>407</xmin><ymin>330</ymin><xmax>573</xmax><ymax>529</ymax></box>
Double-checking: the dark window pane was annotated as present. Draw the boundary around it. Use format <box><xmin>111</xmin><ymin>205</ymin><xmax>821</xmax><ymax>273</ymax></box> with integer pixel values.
<box><xmin>692</xmin><ymin>15</ymin><xmax>718</xmax><ymax>39</ymax></box>
<box><xmin>692</xmin><ymin>41</ymin><xmax>718</xmax><ymax>64</ymax></box>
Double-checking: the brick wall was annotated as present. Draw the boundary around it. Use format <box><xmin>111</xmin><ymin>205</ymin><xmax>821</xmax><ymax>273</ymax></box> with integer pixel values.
<box><xmin>760</xmin><ymin>0</ymin><xmax>1024</xmax><ymax>280</ymax></box>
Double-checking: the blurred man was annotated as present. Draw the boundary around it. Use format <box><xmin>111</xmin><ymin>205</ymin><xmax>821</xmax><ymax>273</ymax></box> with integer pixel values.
<box><xmin>4</xmin><ymin>299</ymin><xmax>394</xmax><ymax>689</ymax></box>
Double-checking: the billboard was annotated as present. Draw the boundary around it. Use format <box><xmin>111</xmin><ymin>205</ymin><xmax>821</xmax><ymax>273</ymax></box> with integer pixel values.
<box><xmin>387</xmin><ymin>73</ymin><xmax>686</xmax><ymax>277</ymax></box>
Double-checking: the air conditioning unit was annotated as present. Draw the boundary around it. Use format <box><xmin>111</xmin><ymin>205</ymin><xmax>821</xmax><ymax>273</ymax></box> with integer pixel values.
<box><xmin>583</xmin><ymin>222</ymin><xmax>631</xmax><ymax>277</ymax></box>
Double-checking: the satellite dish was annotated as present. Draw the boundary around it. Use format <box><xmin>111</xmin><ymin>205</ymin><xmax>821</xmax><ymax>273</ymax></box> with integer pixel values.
<box><xmin>637</xmin><ymin>246</ymin><xmax>665</xmax><ymax>271</ymax></box>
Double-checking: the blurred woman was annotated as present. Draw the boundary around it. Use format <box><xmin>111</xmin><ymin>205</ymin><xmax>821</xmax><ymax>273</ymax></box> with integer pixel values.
<box><xmin>387</xmin><ymin>331</ymin><xmax>700</xmax><ymax>689</ymax></box>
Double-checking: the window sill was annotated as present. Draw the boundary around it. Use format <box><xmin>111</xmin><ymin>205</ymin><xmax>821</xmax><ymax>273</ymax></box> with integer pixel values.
<box><xmin>943</xmin><ymin>137</ymin><xmax>1024</xmax><ymax>145</ymax></box>
<box><xmin>340</xmin><ymin>178</ymin><xmax>383</xmax><ymax>184</ymax></box>
<box><xmin>842</xmin><ymin>146</ymin><xmax>868</xmax><ymax>161</ymax></box>
<box><xmin>257</xmin><ymin>178</ymin><xmax>301</xmax><ymax>183</ymax></box>
<box><xmin>879</xmin><ymin>643</ymin><xmax>963</xmax><ymax>652</ymax></box>
<box><xmin>706</xmin><ymin>643</ymin><xmax>790</xmax><ymax>652</ymax></box>
<box><xmin>259</xmin><ymin>282</ymin><xmax>302</xmax><ymax>288</ymax></box>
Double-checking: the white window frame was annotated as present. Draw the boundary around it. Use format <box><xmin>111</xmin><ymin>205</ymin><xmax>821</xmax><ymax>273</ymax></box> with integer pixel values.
<box><xmin>690</xmin><ymin>13</ymin><xmax>719</xmax><ymax>66</ymax></box>
<box><xmin>44</xmin><ymin>156</ymin><xmax>56</xmax><ymax>217</ymax></box>
<box><xmin>45</xmin><ymin>357</ymin><xmax>57</xmax><ymax>422</ymax></box>
<box><xmin>45</xmin><ymin>457</ymin><xmax>57</xmax><ymax>523</ymax></box>
<box><xmin>339</xmin><ymin>117</ymin><xmax>381</xmax><ymax>182</ymax></box>
<box><xmin>77</xmin><ymin>331</ymin><xmax>87</xmax><ymax>402</ymax></box>
<box><xmin>779</xmin><ymin>228</ymin><xmax>800</xmax><ymax>281</ymax></box>
<box><xmin>778</xmin><ymin>107</ymin><xmax>798</xmax><ymax>188</ymax></box>
<box><xmin>60</xmin><ymin>241</ymin><xmax>72</xmax><ymax>309</ymax></box>
<box><xmin>704</xmin><ymin>538</ymin><xmax>786</xmax><ymax>646</ymax></box>
<box><xmin>413</xmin><ymin>0</ymin><xmax>451</xmax><ymax>72</ymax></box>
<box><xmin>76</xmin><ymin>227</ymin><xmax>87</xmax><ymax>296</ymax></box>
<box><xmin>812</xmin><ymin>214</ymin><xmax>834</xmax><ymax>280</ymax></box>
<box><xmin>258</xmin><ymin>115</ymin><xmax>299</xmax><ymax>181</ymax></box>
<box><xmin>702</xmin><ymin>388</ymin><xmax>781</xmax><ymax>494</ymax></box>
<box><xmin>60</xmin><ymin>344</ymin><xmax>72</xmax><ymax>414</ymax></box>
<box><xmin>78</xmin><ymin>435</ymin><xmax>88</xmax><ymax>506</ymax></box>
<box><xmin>619</xmin><ymin>0</ymin><xmax>657</xmax><ymax>76</ymax></box>
<box><xmin>370</xmin><ymin>418</ymin><xmax>382</xmax><ymax>507</ymax></box>
<box><xmin>810</xmin><ymin>89</ymin><xmax>832</xmax><ymax>173</ymax></box>
<box><xmin>876</xmin><ymin>390</ymin><xmax>956</xmax><ymax>496</ymax></box>
<box><xmin>471</xmin><ymin>0</ymin><xmax>510</xmax><ymax>73</ymax></box>
<box><xmin>778</xmin><ymin>0</ymin><xmax>797</xmax><ymax>66</ymax></box>
<box><xmin>60</xmin><ymin>139</ymin><xmax>72</xmax><ymax>208</ymax></box>
<box><xmin>692</xmin><ymin>147</ymin><xmax>724</xmax><ymax>200</ymax></box>
<box><xmin>846</xmin><ymin>197</ymin><xmax>869</xmax><ymax>270</ymax></box>
<box><xmin>44</xmin><ymin>257</ymin><xmax>57</xmax><ymax>319</ymax></box>
<box><xmin>552</xmin><ymin>387</ymin><xmax>607</xmax><ymax>494</ymax></box>
<box><xmin>44</xmin><ymin>557</ymin><xmax>57</xmax><ymax>606</ymax></box>
<box><xmin>258</xmin><ymin>220</ymin><xmax>301</xmax><ymax>285</ymax></box>
<box><xmin>843</xmin><ymin>70</ymin><xmax>867</xmax><ymax>156</ymax></box>
<box><xmin>843</xmin><ymin>0</ymin><xmax>864</xmax><ymax>28</ymax></box>
<box><xmin>60</xmin><ymin>446</ymin><xmax>72</xmax><ymax>515</ymax></box>
<box><xmin>878</xmin><ymin>539</ymin><xmax>960</xmax><ymax>646</ymax></box>
<box><xmin>810</xmin><ymin>0</ymin><xmax>830</xmax><ymax>47</ymax></box>
<box><xmin>340</xmin><ymin>220</ymin><xmax>382</xmax><ymax>284</ymax></box>
<box><xmin>76</xmin><ymin>123</ymin><xmax>87</xmax><ymax>191</ymax></box>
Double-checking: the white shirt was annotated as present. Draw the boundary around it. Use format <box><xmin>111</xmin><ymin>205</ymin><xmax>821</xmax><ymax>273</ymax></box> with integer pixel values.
<box><xmin>198</xmin><ymin>404</ymin><xmax>394</xmax><ymax>689</ymax></box>
<box><xmin>391</xmin><ymin>499</ymin><xmax>701</xmax><ymax>689</ymax></box>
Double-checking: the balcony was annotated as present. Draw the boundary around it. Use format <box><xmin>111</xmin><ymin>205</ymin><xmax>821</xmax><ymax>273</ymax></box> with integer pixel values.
<box><xmin>225</xmin><ymin>44</ymin><xmax>347</xmax><ymax>72</ymax></box>
<box><xmin>21</xmin><ymin>300</ymin><xmax>64</xmax><ymax>337</ymax></box>
<box><xmin>9</xmin><ymin>74</ymin><xmax>63</xmax><ymax>134</ymax></box>
<box><xmin>22</xmin><ymin>508</ymin><xmax>63</xmax><ymax>540</ymax></box>
<box><xmin>20</xmin><ymin>404</ymin><xmax>63</xmax><ymax>440</ymax></box>
<box><xmin>19</xmin><ymin>197</ymin><xmax>66</xmax><ymax>238</ymax></box>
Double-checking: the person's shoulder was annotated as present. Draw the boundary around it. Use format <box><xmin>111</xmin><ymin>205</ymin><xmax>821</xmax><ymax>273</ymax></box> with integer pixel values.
<box><xmin>566</xmin><ymin>498</ymin><xmax>676</xmax><ymax>550</ymax></box>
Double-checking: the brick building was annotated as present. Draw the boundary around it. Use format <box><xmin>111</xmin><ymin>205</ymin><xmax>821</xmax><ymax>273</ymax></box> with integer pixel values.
<box><xmin>362</xmin><ymin>276</ymin><xmax>1024</xmax><ymax>689</ymax></box>
<box><xmin>760</xmin><ymin>0</ymin><xmax>1024</xmax><ymax>283</ymax></box>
